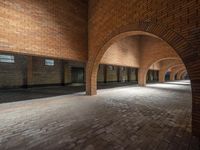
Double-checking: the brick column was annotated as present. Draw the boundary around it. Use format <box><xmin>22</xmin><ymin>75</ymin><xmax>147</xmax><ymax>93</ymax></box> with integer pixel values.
<box><xmin>138</xmin><ymin>68</ymin><xmax>148</xmax><ymax>86</ymax></box>
<box><xmin>86</xmin><ymin>63</ymin><xmax>97</xmax><ymax>95</ymax></box>
<box><xmin>170</xmin><ymin>71</ymin><xmax>176</xmax><ymax>81</ymax></box>
<box><xmin>159</xmin><ymin>69</ymin><xmax>165</xmax><ymax>83</ymax></box>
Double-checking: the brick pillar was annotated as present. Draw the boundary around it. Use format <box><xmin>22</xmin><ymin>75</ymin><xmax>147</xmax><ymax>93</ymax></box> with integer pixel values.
<box><xmin>86</xmin><ymin>63</ymin><xmax>97</xmax><ymax>95</ymax></box>
<box><xmin>170</xmin><ymin>71</ymin><xmax>176</xmax><ymax>81</ymax></box>
<box><xmin>26</xmin><ymin>56</ymin><xmax>33</xmax><ymax>88</ymax></box>
<box><xmin>159</xmin><ymin>69</ymin><xmax>165</xmax><ymax>83</ymax></box>
<box><xmin>138</xmin><ymin>68</ymin><xmax>147</xmax><ymax>86</ymax></box>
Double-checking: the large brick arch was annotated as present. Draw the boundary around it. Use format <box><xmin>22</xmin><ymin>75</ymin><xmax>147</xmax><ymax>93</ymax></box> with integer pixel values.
<box><xmin>86</xmin><ymin>21</ymin><xmax>196</xmax><ymax>95</ymax></box>
<box><xmin>86</xmin><ymin>21</ymin><xmax>200</xmax><ymax>137</ymax></box>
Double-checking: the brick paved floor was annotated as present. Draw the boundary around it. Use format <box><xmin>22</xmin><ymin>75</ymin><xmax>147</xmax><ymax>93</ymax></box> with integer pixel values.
<box><xmin>0</xmin><ymin>80</ymin><xmax>199</xmax><ymax>150</ymax></box>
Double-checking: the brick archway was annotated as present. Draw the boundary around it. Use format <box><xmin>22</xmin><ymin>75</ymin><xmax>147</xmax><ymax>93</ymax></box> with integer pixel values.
<box><xmin>159</xmin><ymin>60</ymin><xmax>183</xmax><ymax>83</ymax></box>
<box><xmin>161</xmin><ymin>63</ymin><xmax>184</xmax><ymax>81</ymax></box>
<box><xmin>177</xmin><ymin>69</ymin><xmax>187</xmax><ymax>80</ymax></box>
<box><xmin>170</xmin><ymin>65</ymin><xmax>186</xmax><ymax>81</ymax></box>
<box><xmin>181</xmin><ymin>71</ymin><xmax>188</xmax><ymax>80</ymax></box>
<box><xmin>138</xmin><ymin>57</ymin><xmax>178</xmax><ymax>86</ymax></box>
<box><xmin>86</xmin><ymin>21</ymin><xmax>200</xmax><ymax>137</ymax></box>
<box><xmin>86</xmin><ymin>21</ymin><xmax>197</xmax><ymax>95</ymax></box>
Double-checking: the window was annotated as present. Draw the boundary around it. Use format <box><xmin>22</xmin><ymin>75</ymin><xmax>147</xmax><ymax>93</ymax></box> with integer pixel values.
<box><xmin>0</xmin><ymin>54</ymin><xmax>15</xmax><ymax>63</ymax></box>
<box><xmin>45</xmin><ymin>59</ymin><xmax>54</xmax><ymax>66</ymax></box>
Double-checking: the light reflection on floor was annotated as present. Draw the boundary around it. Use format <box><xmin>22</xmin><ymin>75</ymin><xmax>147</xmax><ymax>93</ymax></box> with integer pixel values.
<box><xmin>0</xmin><ymin>80</ymin><xmax>198</xmax><ymax>150</ymax></box>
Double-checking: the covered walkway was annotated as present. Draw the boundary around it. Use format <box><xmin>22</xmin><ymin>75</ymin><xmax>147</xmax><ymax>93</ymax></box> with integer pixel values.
<box><xmin>0</xmin><ymin>80</ymin><xmax>198</xmax><ymax>150</ymax></box>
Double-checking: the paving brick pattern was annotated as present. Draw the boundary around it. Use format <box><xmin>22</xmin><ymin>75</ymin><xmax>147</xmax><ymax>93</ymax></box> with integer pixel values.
<box><xmin>0</xmin><ymin>81</ymin><xmax>199</xmax><ymax>150</ymax></box>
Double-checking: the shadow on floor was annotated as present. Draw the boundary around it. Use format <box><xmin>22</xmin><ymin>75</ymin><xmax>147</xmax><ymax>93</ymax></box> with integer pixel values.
<box><xmin>0</xmin><ymin>85</ymin><xmax>85</xmax><ymax>104</ymax></box>
<box><xmin>0</xmin><ymin>81</ymin><xmax>191</xmax><ymax>104</ymax></box>
<box><xmin>0</xmin><ymin>82</ymin><xmax>138</xmax><ymax>104</ymax></box>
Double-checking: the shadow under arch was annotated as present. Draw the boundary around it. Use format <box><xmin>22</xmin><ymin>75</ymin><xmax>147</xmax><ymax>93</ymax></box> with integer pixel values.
<box><xmin>86</xmin><ymin>21</ymin><xmax>200</xmax><ymax>137</ymax></box>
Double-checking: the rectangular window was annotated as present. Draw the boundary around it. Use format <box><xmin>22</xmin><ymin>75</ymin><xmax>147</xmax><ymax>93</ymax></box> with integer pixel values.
<box><xmin>45</xmin><ymin>59</ymin><xmax>54</xmax><ymax>66</ymax></box>
<box><xmin>0</xmin><ymin>54</ymin><xmax>15</xmax><ymax>63</ymax></box>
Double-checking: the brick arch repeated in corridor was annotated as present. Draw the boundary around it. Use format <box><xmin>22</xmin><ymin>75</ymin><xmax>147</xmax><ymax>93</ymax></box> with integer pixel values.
<box><xmin>181</xmin><ymin>71</ymin><xmax>188</xmax><ymax>80</ymax></box>
<box><xmin>170</xmin><ymin>65</ymin><xmax>186</xmax><ymax>81</ymax></box>
<box><xmin>86</xmin><ymin>22</ymin><xmax>200</xmax><ymax>137</ymax></box>
<box><xmin>158</xmin><ymin>59</ymin><xmax>183</xmax><ymax>83</ymax></box>
<box><xmin>139</xmin><ymin>57</ymin><xmax>178</xmax><ymax>86</ymax></box>
<box><xmin>177</xmin><ymin>69</ymin><xmax>187</xmax><ymax>80</ymax></box>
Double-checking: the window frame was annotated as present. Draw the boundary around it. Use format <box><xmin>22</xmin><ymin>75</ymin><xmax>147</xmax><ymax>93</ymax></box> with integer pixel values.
<box><xmin>45</xmin><ymin>59</ymin><xmax>55</xmax><ymax>66</ymax></box>
<box><xmin>0</xmin><ymin>54</ymin><xmax>15</xmax><ymax>63</ymax></box>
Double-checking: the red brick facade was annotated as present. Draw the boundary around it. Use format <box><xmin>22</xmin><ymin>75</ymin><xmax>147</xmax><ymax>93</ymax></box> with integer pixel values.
<box><xmin>0</xmin><ymin>0</ymin><xmax>88</xmax><ymax>61</ymax></box>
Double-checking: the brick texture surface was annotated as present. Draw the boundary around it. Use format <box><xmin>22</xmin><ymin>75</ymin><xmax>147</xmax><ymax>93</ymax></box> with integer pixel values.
<box><xmin>0</xmin><ymin>0</ymin><xmax>88</xmax><ymax>61</ymax></box>
<box><xmin>0</xmin><ymin>81</ymin><xmax>199</xmax><ymax>149</ymax></box>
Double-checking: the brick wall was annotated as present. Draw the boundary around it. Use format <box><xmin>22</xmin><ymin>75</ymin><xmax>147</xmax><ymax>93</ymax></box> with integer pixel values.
<box><xmin>149</xmin><ymin>62</ymin><xmax>161</xmax><ymax>70</ymax></box>
<box><xmin>0</xmin><ymin>53</ymin><xmax>27</xmax><ymax>88</ymax></box>
<box><xmin>0</xmin><ymin>53</ymin><xmax>86</xmax><ymax>88</ymax></box>
<box><xmin>139</xmin><ymin>35</ymin><xmax>178</xmax><ymax>69</ymax></box>
<box><xmin>31</xmin><ymin>57</ymin><xmax>63</xmax><ymax>86</ymax></box>
<box><xmin>88</xmin><ymin>0</ymin><xmax>199</xmax><ymax>54</ymax></box>
<box><xmin>100</xmin><ymin>34</ymin><xmax>175</xmax><ymax>69</ymax></box>
<box><xmin>101</xmin><ymin>36</ymin><xmax>140</xmax><ymax>67</ymax></box>
<box><xmin>0</xmin><ymin>0</ymin><xmax>88</xmax><ymax>61</ymax></box>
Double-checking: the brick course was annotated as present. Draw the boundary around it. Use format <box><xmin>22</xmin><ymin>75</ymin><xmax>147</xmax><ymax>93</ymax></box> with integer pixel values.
<box><xmin>0</xmin><ymin>0</ymin><xmax>88</xmax><ymax>61</ymax></box>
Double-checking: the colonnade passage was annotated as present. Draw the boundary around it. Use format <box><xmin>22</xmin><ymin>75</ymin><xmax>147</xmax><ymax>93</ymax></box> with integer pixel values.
<box><xmin>0</xmin><ymin>0</ymin><xmax>200</xmax><ymax>149</ymax></box>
